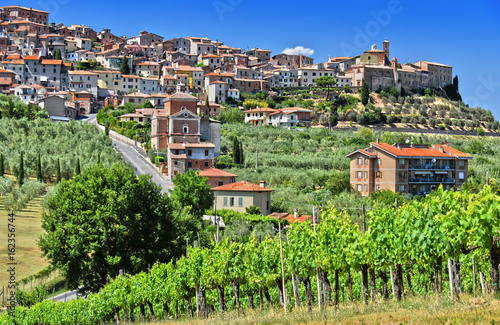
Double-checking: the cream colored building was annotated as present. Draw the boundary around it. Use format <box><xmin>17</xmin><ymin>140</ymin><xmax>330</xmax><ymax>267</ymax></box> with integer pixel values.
<box><xmin>212</xmin><ymin>181</ymin><xmax>273</xmax><ymax>216</ymax></box>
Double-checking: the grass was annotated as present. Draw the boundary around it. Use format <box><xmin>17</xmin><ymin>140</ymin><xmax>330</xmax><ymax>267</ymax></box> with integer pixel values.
<box><xmin>148</xmin><ymin>295</ymin><xmax>500</xmax><ymax>325</ymax></box>
<box><xmin>0</xmin><ymin>196</ymin><xmax>51</xmax><ymax>293</ymax></box>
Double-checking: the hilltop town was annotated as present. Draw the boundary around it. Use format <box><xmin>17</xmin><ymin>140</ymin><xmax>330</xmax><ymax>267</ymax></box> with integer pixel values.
<box><xmin>0</xmin><ymin>5</ymin><xmax>457</xmax><ymax>113</ymax></box>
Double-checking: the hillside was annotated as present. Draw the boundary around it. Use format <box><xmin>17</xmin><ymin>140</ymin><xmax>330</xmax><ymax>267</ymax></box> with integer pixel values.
<box><xmin>241</xmin><ymin>88</ymin><xmax>499</xmax><ymax>133</ymax></box>
<box><xmin>218</xmin><ymin>123</ymin><xmax>500</xmax><ymax>216</ymax></box>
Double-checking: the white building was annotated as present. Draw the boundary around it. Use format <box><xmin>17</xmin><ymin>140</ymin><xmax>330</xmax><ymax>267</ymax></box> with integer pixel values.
<box><xmin>68</xmin><ymin>70</ymin><xmax>98</xmax><ymax>97</ymax></box>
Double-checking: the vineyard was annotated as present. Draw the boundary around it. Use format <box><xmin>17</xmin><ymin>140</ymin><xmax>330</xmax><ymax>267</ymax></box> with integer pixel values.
<box><xmin>1</xmin><ymin>185</ymin><xmax>499</xmax><ymax>324</ymax></box>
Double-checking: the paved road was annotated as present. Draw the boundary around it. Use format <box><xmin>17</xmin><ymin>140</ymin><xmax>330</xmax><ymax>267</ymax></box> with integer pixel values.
<box><xmin>112</xmin><ymin>138</ymin><xmax>173</xmax><ymax>195</ymax></box>
<box><xmin>51</xmin><ymin>289</ymin><xmax>80</xmax><ymax>302</ymax></box>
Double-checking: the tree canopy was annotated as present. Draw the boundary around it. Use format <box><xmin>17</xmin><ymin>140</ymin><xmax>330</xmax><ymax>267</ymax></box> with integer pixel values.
<box><xmin>315</xmin><ymin>76</ymin><xmax>337</xmax><ymax>99</ymax></box>
<box><xmin>120</xmin><ymin>55</ymin><xmax>130</xmax><ymax>75</ymax></box>
<box><xmin>39</xmin><ymin>164</ymin><xmax>175</xmax><ymax>292</ymax></box>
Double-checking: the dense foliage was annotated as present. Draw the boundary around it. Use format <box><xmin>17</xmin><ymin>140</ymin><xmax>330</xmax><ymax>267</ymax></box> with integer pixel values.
<box><xmin>4</xmin><ymin>186</ymin><xmax>498</xmax><ymax>324</ymax></box>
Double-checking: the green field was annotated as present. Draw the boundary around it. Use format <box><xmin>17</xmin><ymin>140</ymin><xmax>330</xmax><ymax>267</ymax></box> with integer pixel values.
<box><xmin>0</xmin><ymin>196</ymin><xmax>50</xmax><ymax>292</ymax></box>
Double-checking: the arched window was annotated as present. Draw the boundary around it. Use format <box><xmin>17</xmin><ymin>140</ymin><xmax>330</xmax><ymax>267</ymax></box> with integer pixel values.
<box><xmin>183</xmin><ymin>124</ymin><xmax>189</xmax><ymax>133</ymax></box>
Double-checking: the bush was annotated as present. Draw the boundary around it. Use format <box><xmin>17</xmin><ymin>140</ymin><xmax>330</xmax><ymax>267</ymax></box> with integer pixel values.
<box><xmin>438</xmin><ymin>124</ymin><xmax>446</xmax><ymax>130</ymax></box>
<box><xmin>476</xmin><ymin>127</ymin><xmax>485</xmax><ymax>136</ymax></box>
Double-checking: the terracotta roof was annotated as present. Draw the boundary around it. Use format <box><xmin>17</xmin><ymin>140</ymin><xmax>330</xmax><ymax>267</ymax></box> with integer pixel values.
<box><xmin>370</xmin><ymin>142</ymin><xmax>471</xmax><ymax>158</ymax></box>
<box><xmin>287</xmin><ymin>215</ymin><xmax>313</xmax><ymax>223</ymax></box>
<box><xmin>2</xmin><ymin>60</ymin><xmax>24</xmax><ymax>64</ymax></box>
<box><xmin>69</xmin><ymin>70</ymin><xmax>97</xmax><ymax>75</ymax></box>
<box><xmin>23</xmin><ymin>55</ymin><xmax>39</xmax><ymax>60</ymax></box>
<box><xmin>212</xmin><ymin>181</ymin><xmax>273</xmax><ymax>192</ymax></box>
<box><xmin>168</xmin><ymin>143</ymin><xmax>215</xmax><ymax>149</ymax></box>
<box><xmin>41</xmin><ymin>59</ymin><xmax>62</xmax><ymax>65</ymax></box>
<box><xmin>170</xmin><ymin>154</ymin><xmax>187</xmax><ymax>159</ymax></box>
<box><xmin>165</xmin><ymin>92</ymin><xmax>198</xmax><ymax>101</ymax></box>
<box><xmin>202</xmin><ymin>54</ymin><xmax>222</xmax><ymax>58</ymax></box>
<box><xmin>433</xmin><ymin>145</ymin><xmax>472</xmax><ymax>159</ymax></box>
<box><xmin>122</xmin><ymin>74</ymin><xmax>140</xmax><ymax>78</ymax></box>
<box><xmin>210</xmin><ymin>81</ymin><xmax>227</xmax><ymax>84</ymax></box>
<box><xmin>0</xmin><ymin>68</ymin><xmax>15</xmax><ymax>74</ymax></box>
<box><xmin>198</xmin><ymin>168</ymin><xmax>238</xmax><ymax>177</ymax></box>
<box><xmin>243</xmin><ymin>107</ymin><xmax>278</xmax><ymax>114</ymax></box>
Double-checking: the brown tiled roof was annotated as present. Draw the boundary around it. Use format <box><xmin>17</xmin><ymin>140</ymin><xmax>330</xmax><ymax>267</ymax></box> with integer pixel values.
<box><xmin>199</xmin><ymin>168</ymin><xmax>238</xmax><ymax>177</ymax></box>
<box><xmin>69</xmin><ymin>70</ymin><xmax>97</xmax><ymax>75</ymax></box>
<box><xmin>243</xmin><ymin>107</ymin><xmax>278</xmax><ymax>114</ymax></box>
<box><xmin>212</xmin><ymin>181</ymin><xmax>273</xmax><ymax>192</ymax></box>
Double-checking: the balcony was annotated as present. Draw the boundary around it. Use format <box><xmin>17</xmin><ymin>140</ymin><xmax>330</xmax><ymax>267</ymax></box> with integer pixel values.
<box><xmin>408</xmin><ymin>178</ymin><xmax>455</xmax><ymax>183</ymax></box>
<box><xmin>409</xmin><ymin>164</ymin><xmax>454</xmax><ymax>170</ymax></box>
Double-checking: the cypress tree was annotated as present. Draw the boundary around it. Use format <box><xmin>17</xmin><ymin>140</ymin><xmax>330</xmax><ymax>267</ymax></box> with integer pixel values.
<box><xmin>37</xmin><ymin>153</ymin><xmax>42</xmax><ymax>182</ymax></box>
<box><xmin>233</xmin><ymin>137</ymin><xmax>240</xmax><ymax>164</ymax></box>
<box><xmin>97</xmin><ymin>153</ymin><xmax>101</xmax><ymax>165</ymax></box>
<box><xmin>56</xmin><ymin>159</ymin><xmax>61</xmax><ymax>183</ymax></box>
<box><xmin>0</xmin><ymin>153</ymin><xmax>4</xmax><ymax>177</ymax></box>
<box><xmin>120</xmin><ymin>54</ymin><xmax>130</xmax><ymax>75</ymax></box>
<box><xmin>74</xmin><ymin>158</ymin><xmax>81</xmax><ymax>176</ymax></box>
<box><xmin>105</xmin><ymin>122</ymin><xmax>109</xmax><ymax>136</ymax></box>
<box><xmin>18</xmin><ymin>152</ymin><xmax>24</xmax><ymax>186</ymax></box>
<box><xmin>239</xmin><ymin>141</ymin><xmax>244</xmax><ymax>165</ymax></box>
<box><xmin>361</xmin><ymin>79</ymin><xmax>370</xmax><ymax>106</ymax></box>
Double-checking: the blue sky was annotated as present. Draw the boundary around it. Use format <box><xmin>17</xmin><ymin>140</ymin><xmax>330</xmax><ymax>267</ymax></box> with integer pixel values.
<box><xmin>19</xmin><ymin>0</ymin><xmax>500</xmax><ymax>117</ymax></box>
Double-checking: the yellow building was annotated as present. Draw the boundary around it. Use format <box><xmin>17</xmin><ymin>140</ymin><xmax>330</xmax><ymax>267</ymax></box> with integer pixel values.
<box><xmin>212</xmin><ymin>181</ymin><xmax>273</xmax><ymax>216</ymax></box>
<box><xmin>96</xmin><ymin>70</ymin><xmax>121</xmax><ymax>91</ymax></box>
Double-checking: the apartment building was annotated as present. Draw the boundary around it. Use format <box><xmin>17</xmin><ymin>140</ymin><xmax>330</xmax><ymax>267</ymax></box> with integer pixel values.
<box><xmin>346</xmin><ymin>142</ymin><xmax>472</xmax><ymax>197</ymax></box>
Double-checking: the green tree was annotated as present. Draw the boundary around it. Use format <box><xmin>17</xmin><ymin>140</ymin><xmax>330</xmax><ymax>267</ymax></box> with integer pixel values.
<box><xmin>143</xmin><ymin>100</ymin><xmax>154</xmax><ymax>108</ymax></box>
<box><xmin>476</xmin><ymin>127</ymin><xmax>485</xmax><ymax>136</ymax></box>
<box><xmin>315</xmin><ymin>75</ymin><xmax>337</xmax><ymax>99</ymax></box>
<box><xmin>120</xmin><ymin>54</ymin><xmax>130</xmax><ymax>75</ymax></box>
<box><xmin>36</xmin><ymin>153</ymin><xmax>42</xmax><ymax>182</ymax></box>
<box><xmin>233</xmin><ymin>137</ymin><xmax>240</xmax><ymax>164</ymax></box>
<box><xmin>74</xmin><ymin>158</ymin><xmax>81</xmax><ymax>176</ymax></box>
<box><xmin>39</xmin><ymin>164</ymin><xmax>175</xmax><ymax>292</ymax></box>
<box><xmin>215</xmin><ymin>96</ymin><xmax>219</xmax><ymax>104</ymax></box>
<box><xmin>238</xmin><ymin>140</ymin><xmax>244</xmax><ymax>165</ymax></box>
<box><xmin>18</xmin><ymin>152</ymin><xmax>24</xmax><ymax>186</ymax></box>
<box><xmin>360</xmin><ymin>79</ymin><xmax>370</xmax><ymax>106</ymax></box>
<box><xmin>218</xmin><ymin>106</ymin><xmax>244</xmax><ymax>124</ymax></box>
<box><xmin>325</xmin><ymin>171</ymin><xmax>351</xmax><ymax>196</ymax></box>
<box><xmin>170</xmin><ymin>170</ymin><xmax>214</xmax><ymax>221</ymax></box>
<box><xmin>0</xmin><ymin>153</ymin><xmax>4</xmax><ymax>177</ymax></box>
<box><xmin>53</xmin><ymin>48</ymin><xmax>62</xmax><ymax>60</ymax></box>
<box><xmin>56</xmin><ymin>159</ymin><xmax>61</xmax><ymax>183</ymax></box>
<box><xmin>245</xmin><ymin>205</ymin><xmax>261</xmax><ymax>215</ymax></box>
<box><xmin>358</xmin><ymin>126</ymin><xmax>374</xmax><ymax>140</ymax></box>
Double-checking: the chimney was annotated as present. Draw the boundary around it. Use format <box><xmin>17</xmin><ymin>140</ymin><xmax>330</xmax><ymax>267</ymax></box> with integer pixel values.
<box><xmin>294</xmin><ymin>208</ymin><xmax>298</xmax><ymax>219</ymax></box>
<box><xmin>377</xmin><ymin>138</ymin><xmax>379</xmax><ymax>144</ymax></box>
<box><xmin>259</xmin><ymin>180</ymin><xmax>266</xmax><ymax>188</ymax></box>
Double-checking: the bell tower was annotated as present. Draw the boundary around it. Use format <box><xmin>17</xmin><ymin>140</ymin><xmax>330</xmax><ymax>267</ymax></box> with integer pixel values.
<box><xmin>383</xmin><ymin>39</ymin><xmax>390</xmax><ymax>61</ymax></box>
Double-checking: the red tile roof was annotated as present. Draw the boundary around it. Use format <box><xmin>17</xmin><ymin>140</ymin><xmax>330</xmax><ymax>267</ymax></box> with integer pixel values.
<box><xmin>433</xmin><ymin>145</ymin><xmax>473</xmax><ymax>159</ymax></box>
<box><xmin>41</xmin><ymin>59</ymin><xmax>62</xmax><ymax>65</ymax></box>
<box><xmin>198</xmin><ymin>168</ymin><xmax>238</xmax><ymax>177</ymax></box>
<box><xmin>370</xmin><ymin>142</ymin><xmax>471</xmax><ymax>158</ymax></box>
<box><xmin>23</xmin><ymin>55</ymin><xmax>39</xmax><ymax>60</ymax></box>
<box><xmin>212</xmin><ymin>181</ymin><xmax>273</xmax><ymax>192</ymax></box>
<box><xmin>243</xmin><ymin>107</ymin><xmax>278</xmax><ymax>114</ymax></box>
<box><xmin>286</xmin><ymin>215</ymin><xmax>313</xmax><ymax>223</ymax></box>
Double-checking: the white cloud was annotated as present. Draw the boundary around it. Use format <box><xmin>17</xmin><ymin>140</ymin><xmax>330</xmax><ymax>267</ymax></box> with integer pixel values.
<box><xmin>282</xmin><ymin>46</ymin><xmax>315</xmax><ymax>57</ymax></box>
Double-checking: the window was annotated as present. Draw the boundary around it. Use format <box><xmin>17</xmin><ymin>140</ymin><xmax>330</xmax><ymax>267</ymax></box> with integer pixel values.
<box><xmin>223</xmin><ymin>197</ymin><xmax>228</xmax><ymax>206</ymax></box>
<box><xmin>205</xmin><ymin>150</ymin><xmax>209</xmax><ymax>156</ymax></box>
<box><xmin>204</xmin><ymin>161</ymin><xmax>209</xmax><ymax>168</ymax></box>
<box><xmin>364</xmin><ymin>184</ymin><xmax>367</xmax><ymax>192</ymax></box>
<box><xmin>399</xmin><ymin>158</ymin><xmax>405</xmax><ymax>165</ymax></box>
<box><xmin>364</xmin><ymin>171</ymin><xmax>367</xmax><ymax>178</ymax></box>
<box><xmin>399</xmin><ymin>185</ymin><xmax>405</xmax><ymax>192</ymax></box>
<box><xmin>218</xmin><ymin>181</ymin><xmax>224</xmax><ymax>186</ymax></box>
<box><xmin>459</xmin><ymin>160</ymin><xmax>465</xmax><ymax>166</ymax></box>
<box><xmin>357</xmin><ymin>171</ymin><xmax>363</xmax><ymax>178</ymax></box>
<box><xmin>229</xmin><ymin>197</ymin><xmax>234</xmax><ymax>207</ymax></box>
<box><xmin>183</xmin><ymin>124</ymin><xmax>189</xmax><ymax>133</ymax></box>
<box><xmin>238</xmin><ymin>197</ymin><xmax>243</xmax><ymax>207</ymax></box>
<box><xmin>377</xmin><ymin>158</ymin><xmax>382</xmax><ymax>165</ymax></box>
<box><xmin>357</xmin><ymin>184</ymin><xmax>362</xmax><ymax>192</ymax></box>
<box><xmin>376</xmin><ymin>185</ymin><xmax>381</xmax><ymax>191</ymax></box>
<box><xmin>357</xmin><ymin>157</ymin><xmax>362</xmax><ymax>165</ymax></box>
<box><xmin>364</xmin><ymin>158</ymin><xmax>368</xmax><ymax>165</ymax></box>
<box><xmin>187</xmin><ymin>150</ymin><xmax>192</xmax><ymax>156</ymax></box>
<box><xmin>376</xmin><ymin>171</ymin><xmax>382</xmax><ymax>178</ymax></box>
<box><xmin>187</xmin><ymin>161</ymin><xmax>192</xmax><ymax>168</ymax></box>
<box><xmin>459</xmin><ymin>172</ymin><xmax>465</xmax><ymax>180</ymax></box>
<box><xmin>399</xmin><ymin>171</ymin><xmax>407</xmax><ymax>178</ymax></box>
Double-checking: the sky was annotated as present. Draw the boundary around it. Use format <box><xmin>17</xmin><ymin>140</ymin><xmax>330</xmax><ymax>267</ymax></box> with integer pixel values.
<box><xmin>14</xmin><ymin>0</ymin><xmax>500</xmax><ymax>117</ymax></box>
